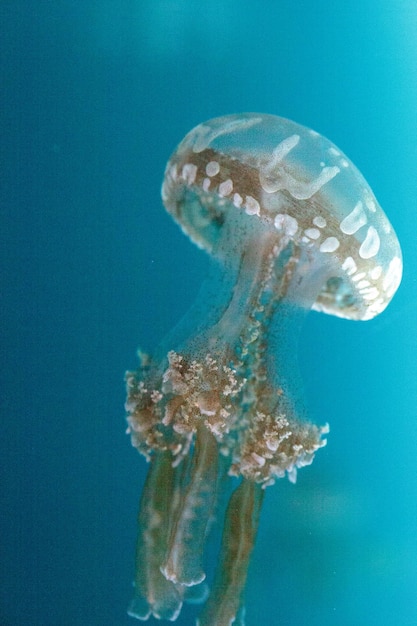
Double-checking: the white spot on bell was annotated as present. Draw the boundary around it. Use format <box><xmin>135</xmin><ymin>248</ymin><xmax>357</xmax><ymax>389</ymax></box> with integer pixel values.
<box><xmin>362</xmin><ymin>287</ymin><xmax>380</xmax><ymax>300</ymax></box>
<box><xmin>206</xmin><ymin>161</ymin><xmax>220</xmax><ymax>177</ymax></box>
<box><xmin>365</xmin><ymin>194</ymin><xmax>377</xmax><ymax>213</ymax></box>
<box><xmin>340</xmin><ymin>201</ymin><xmax>367</xmax><ymax>235</ymax></box>
<box><xmin>382</xmin><ymin>256</ymin><xmax>403</xmax><ymax>297</ymax></box>
<box><xmin>359</xmin><ymin>226</ymin><xmax>380</xmax><ymax>259</ymax></box>
<box><xmin>313</xmin><ymin>216</ymin><xmax>326</xmax><ymax>228</ymax></box>
<box><xmin>274</xmin><ymin>213</ymin><xmax>298</xmax><ymax>236</ymax></box>
<box><xmin>320</xmin><ymin>237</ymin><xmax>340</xmax><ymax>253</ymax></box>
<box><xmin>218</xmin><ymin>179</ymin><xmax>233</xmax><ymax>197</ymax></box>
<box><xmin>328</xmin><ymin>147</ymin><xmax>340</xmax><ymax>156</ymax></box>
<box><xmin>369</xmin><ymin>265</ymin><xmax>382</xmax><ymax>280</ymax></box>
<box><xmin>272</xmin><ymin>134</ymin><xmax>300</xmax><ymax>163</ymax></box>
<box><xmin>245</xmin><ymin>195</ymin><xmax>260</xmax><ymax>215</ymax></box>
<box><xmin>342</xmin><ymin>256</ymin><xmax>357</xmax><ymax>275</ymax></box>
<box><xmin>192</xmin><ymin>117</ymin><xmax>262</xmax><ymax>153</ymax></box>
<box><xmin>182</xmin><ymin>163</ymin><xmax>197</xmax><ymax>185</ymax></box>
<box><xmin>233</xmin><ymin>193</ymin><xmax>243</xmax><ymax>207</ymax></box>
<box><xmin>304</xmin><ymin>228</ymin><xmax>320</xmax><ymax>239</ymax></box>
<box><xmin>169</xmin><ymin>164</ymin><xmax>178</xmax><ymax>181</ymax></box>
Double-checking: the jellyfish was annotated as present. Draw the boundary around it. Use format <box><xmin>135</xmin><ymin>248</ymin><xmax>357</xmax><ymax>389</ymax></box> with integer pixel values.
<box><xmin>125</xmin><ymin>113</ymin><xmax>402</xmax><ymax>624</ymax></box>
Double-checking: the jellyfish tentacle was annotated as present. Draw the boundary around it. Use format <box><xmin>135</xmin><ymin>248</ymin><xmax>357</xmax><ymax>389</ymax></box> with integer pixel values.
<box><xmin>197</xmin><ymin>480</ymin><xmax>264</xmax><ymax>626</ymax></box>
<box><xmin>129</xmin><ymin>451</ymin><xmax>183</xmax><ymax>621</ymax></box>
<box><xmin>162</xmin><ymin>425</ymin><xmax>220</xmax><ymax>586</ymax></box>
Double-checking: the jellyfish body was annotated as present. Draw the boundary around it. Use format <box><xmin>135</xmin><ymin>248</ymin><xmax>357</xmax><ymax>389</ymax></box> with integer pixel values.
<box><xmin>126</xmin><ymin>114</ymin><xmax>402</xmax><ymax>624</ymax></box>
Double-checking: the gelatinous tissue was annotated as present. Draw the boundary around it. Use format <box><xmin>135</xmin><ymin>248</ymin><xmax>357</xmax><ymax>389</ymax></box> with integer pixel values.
<box><xmin>125</xmin><ymin>113</ymin><xmax>402</xmax><ymax>625</ymax></box>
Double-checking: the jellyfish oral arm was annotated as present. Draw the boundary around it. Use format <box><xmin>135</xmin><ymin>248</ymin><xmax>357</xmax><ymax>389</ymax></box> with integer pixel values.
<box><xmin>126</xmin><ymin>230</ymin><xmax>328</xmax><ymax>623</ymax></box>
<box><xmin>161</xmin><ymin>424</ymin><xmax>219</xmax><ymax>587</ymax></box>
<box><xmin>196</xmin><ymin>480</ymin><xmax>264</xmax><ymax>626</ymax></box>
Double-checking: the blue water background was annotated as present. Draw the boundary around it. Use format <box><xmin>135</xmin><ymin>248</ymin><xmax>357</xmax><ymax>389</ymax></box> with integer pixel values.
<box><xmin>1</xmin><ymin>2</ymin><xmax>416</xmax><ymax>625</ymax></box>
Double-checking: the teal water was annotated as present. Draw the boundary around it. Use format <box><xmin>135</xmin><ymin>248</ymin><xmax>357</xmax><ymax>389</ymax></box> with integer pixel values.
<box><xmin>1</xmin><ymin>2</ymin><xmax>416</xmax><ymax>625</ymax></box>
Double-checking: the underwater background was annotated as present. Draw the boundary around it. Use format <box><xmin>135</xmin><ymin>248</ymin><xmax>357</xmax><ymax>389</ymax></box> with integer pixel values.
<box><xmin>1</xmin><ymin>1</ymin><xmax>417</xmax><ymax>625</ymax></box>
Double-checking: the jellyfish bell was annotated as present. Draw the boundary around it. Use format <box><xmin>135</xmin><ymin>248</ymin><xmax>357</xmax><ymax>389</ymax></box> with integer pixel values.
<box><xmin>162</xmin><ymin>113</ymin><xmax>402</xmax><ymax>322</ymax></box>
<box><xmin>126</xmin><ymin>113</ymin><xmax>402</xmax><ymax>625</ymax></box>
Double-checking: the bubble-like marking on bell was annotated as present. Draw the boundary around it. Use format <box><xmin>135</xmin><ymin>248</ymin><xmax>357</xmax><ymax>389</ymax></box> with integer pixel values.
<box><xmin>271</xmin><ymin>134</ymin><xmax>300</xmax><ymax>163</ymax></box>
<box><xmin>182</xmin><ymin>163</ymin><xmax>198</xmax><ymax>185</ymax></box>
<box><xmin>359</xmin><ymin>226</ymin><xmax>380</xmax><ymax>259</ymax></box>
<box><xmin>294</xmin><ymin>166</ymin><xmax>340</xmax><ymax>200</ymax></box>
<box><xmin>206</xmin><ymin>161</ymin><xmax>220</xmax><ymax>177</ymax></box>
<box><xmin>219</xmin><ymin>179</ymin><xmax>233</xmax><ymax>197</ymax></box>
<box><xmin>233</xmin><ymin>193</ymin><xmax>243</xmax><ymax>208</ymax></box>
<box><xmin>364</xmin><ymin>192</ymin><xmax>377</xmax><ymax>213</ymax></box>
<box><xmin>192</xmin><ymin>116</ymin><xmax>262</xmax><ymax>153</ymax></box>
<box><xmin>364</xmin><ymin>297</ymin><xmax>386</xmax><ymax>318</ymax></box>
<box><xmin>342</xmin><ymin>256</ymin><xmax>357</xmax><ymax>276</ymax></box>
<box><xmin>169</xmin><ymin>164</ymin><xmax>178</xmax><ymax>181</ymax></box>
<box><xmin>313</xmin><ymin>216</ymin><xmax>326</xmax><ymax>228</ymax></box>
<box><xmin>369</xmin><ymin>265</ymin><xmax>382</xmax><ymax>280</ymax></box>
<box><xmin>361</xmin><ymin>287</ymin><xmax>380</xmax><ymax>301</ymax></box>
<box><xmin>352</xmin><ymin>271</ymin><xmax>367</xmax><ymax>282</ymax></box>
<box><xmin>304</xmin><ymin>228</ymin><xmax>320</xmax><ymax>240</ymax></box>
<box><xmin>274</xmin><ymin>213</ymin><xmax>298</xmax><ymax>236</ymax></box>
<box><xmin>161</xmin><ymin>180</ymin><xmax>169</xmax><ymax>202</ymax></box>
<box><xmin>245</xmin><ymin>195</ymin><xmax>260</xmax><ymax>216</ymax></box>
<box><xmin>340</xmin><ymin>201</ymin><xmax>367</xmax><ymax>235</ymax></box>
<box><xmin>382</xmin><ymin>256</ymin><xmax>403</xmax><ymax>297</ymax></box>
<box><xmin>202</xmin><ymin>177</ymin><xmax>211</xmax><ymax>192</ymax></box>
<box><xmin>258</xmin><ymin>131</ymin><xmax>340</xmax><ymax>200</ymax></box>
<box><xmin>319</xmin><ymin>237</ymin><xmax>340</xmax><ymax>253</ymax></box>
<box><xmin>260</xmin><ymin>162</ymin><xmax>340</xmax><ymax>199</ymax></box>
